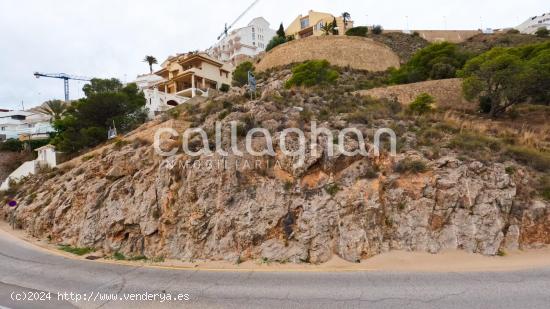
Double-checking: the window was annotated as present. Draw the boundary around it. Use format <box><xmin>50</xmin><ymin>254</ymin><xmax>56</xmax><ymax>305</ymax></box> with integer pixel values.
<box><xmin>315</xmin><ymin>21</ymin><xmax>324</xmax><ymax>30</ymax></box>
<box><xmin>1</xmin><ymin>127</ymin><xmax>5</xmax><ymax>131</ymax></box>
<box><xmin>300</xmin><ymin>18</ymin><xmax>309</xmax><ymax>29</ymax></box>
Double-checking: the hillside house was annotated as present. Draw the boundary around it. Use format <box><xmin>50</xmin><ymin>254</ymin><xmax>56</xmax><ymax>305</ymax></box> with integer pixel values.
<box><xmin>137</xmin><ymin>53</ymin><xmax>233</xmax><ymax>118</ymax></box>
<box><xmin>286</xmin><ymin>10</ymin><xmax>353</xmax><ymax>39</ymax></box>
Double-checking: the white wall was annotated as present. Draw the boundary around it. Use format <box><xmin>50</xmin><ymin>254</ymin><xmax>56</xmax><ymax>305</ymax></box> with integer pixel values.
<box><xmin>516</xmin><ymin>13</ymin><xmax>550</xmax><ymax>34</ymax></box>
<box><xmin>143</xmin><ymin>89</ymin><xmax>189</xmax><ymax>119</ymax></box>
<box><xmin>0</xmin><ymin>161</ymin><xmax>36</xmax><ymax>191</ymax></box>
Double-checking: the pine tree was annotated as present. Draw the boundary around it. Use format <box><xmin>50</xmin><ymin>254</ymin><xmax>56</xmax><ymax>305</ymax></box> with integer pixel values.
<box><xmin>277</xmin><ymin>23</ymin><xmax>286</xmax><ymax>38</ymax></box>
<box><xmin>331</xmin><ymin>18</ymin><xmax>339</xmax><ymax>35</ymax></box>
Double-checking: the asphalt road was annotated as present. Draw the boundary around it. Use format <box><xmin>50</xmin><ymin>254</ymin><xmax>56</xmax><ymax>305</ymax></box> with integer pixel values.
<box><xmin>1</xmin><ymin>229</ymin><xmax>550</xmax><ymax>309</ymax></box>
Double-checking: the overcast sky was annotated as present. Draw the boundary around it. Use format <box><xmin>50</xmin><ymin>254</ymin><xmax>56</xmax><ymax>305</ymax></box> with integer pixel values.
<box><xmin>0</xmin><ymin>0</ymin><xmax>547</xmax><ymax>110</ymax></box>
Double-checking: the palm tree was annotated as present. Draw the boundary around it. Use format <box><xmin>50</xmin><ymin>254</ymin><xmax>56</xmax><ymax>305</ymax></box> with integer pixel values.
<box><xmin>37</xmin><ymin>100</ymin><xmax>66</xmax><ymax>121</ymax></box>
<box><xmin>342</xmin><ymin>12</ymin><xmax>351</xmax><ymax>32</ymax></box>
<box><xmin>143</xmin><ymin>55</ymin><xmax>158</xmax><ymax>74</ymax></box>
<box><xmin>321</xmin><ymin>22</ymin><xmax>333</xmax><ymax>36</ymax></box>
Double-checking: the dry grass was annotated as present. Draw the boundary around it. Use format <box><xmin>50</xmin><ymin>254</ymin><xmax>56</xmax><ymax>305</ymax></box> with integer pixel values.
<box><xmin>441</xmin><ymin>111</ymin><xmax>550</xmax><ymax>152</ymax></box>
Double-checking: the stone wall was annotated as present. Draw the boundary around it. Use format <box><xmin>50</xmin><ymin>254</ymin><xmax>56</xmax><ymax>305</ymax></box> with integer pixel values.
<box><xmin>356</xmin><ymin>78</ymin><xmax>476</xmax><ymax>112</ymax></box>
<box><xmin>256</xmin><ymin>36</ymin><xmax>400</xmax><ymax>72</ymax></box>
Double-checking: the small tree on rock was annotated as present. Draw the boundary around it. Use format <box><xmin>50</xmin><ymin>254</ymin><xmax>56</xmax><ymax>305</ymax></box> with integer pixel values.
<box><xmin>277</xmin><ymin>23</ymin><xmax>286</xmax><ymax>38</ymax></box>
<box><xmin>535</xmin><ymin>27</ymin><xmax>549</xmax><ymax>38</ymax></box>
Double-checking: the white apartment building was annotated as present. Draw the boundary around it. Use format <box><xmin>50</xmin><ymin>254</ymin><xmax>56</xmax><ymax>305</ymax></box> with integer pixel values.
<box><xmin>207</xmin><ymin>17</ymin><xmax>277</xmax><ymax>65</ymax></box>
<box><xmin>0</xmin><ymin>110</ymin><xmax>54</xmax><ymax>141</ymax></box>
<box><xmin>516</xmin><ymin>13</ymin><xmax>550</xmax><ymax>34</ymax></box>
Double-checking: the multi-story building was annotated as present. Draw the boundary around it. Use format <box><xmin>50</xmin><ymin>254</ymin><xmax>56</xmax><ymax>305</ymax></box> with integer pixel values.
<box><xmin>136</xmin><ymin>52</ymin><xmax>233</xmax><ymax>119</ymax></box>
<box><xmin>207</xmin><ymin>17</ymin><xmax>276</xmax><ymax>65</ymax></box>
<box><xmin>286</xmin><ymin>10</ymin><xmax>353</xmax><ymax>39</ymax></box>
<box><xmin>0</xmin><ymin>110</ymin><xmax>53</xmax><ymax>141</ymax></box>
<box><xmin>516</xmin><ymin>13</ymin><xmax>550</xmax><ymax>34</ymax></box>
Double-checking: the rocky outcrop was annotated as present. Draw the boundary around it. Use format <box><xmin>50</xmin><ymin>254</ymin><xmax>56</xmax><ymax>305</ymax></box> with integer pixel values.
<box><xmin>1</xmin><ymin>110</ymin><xmax>548</xmax><ymax>263</ymax></box>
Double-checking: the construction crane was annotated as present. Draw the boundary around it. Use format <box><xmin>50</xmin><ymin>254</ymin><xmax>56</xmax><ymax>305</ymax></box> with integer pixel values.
<box><xmin>217</xmin><ymin>0</ymin><xmax>260</xmax><ymax>40</ymax></box>
<box><xmin>33</xmin><ymin>72</ymin><xmax>92</xmax><ymax>102</ymax></box>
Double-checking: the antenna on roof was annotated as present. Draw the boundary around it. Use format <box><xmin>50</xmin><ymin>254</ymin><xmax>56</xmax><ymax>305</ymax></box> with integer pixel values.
<box><xmin>217</xmin><ymin>0</ymin><xmax>260</xmax><ymax>41</ymax></box>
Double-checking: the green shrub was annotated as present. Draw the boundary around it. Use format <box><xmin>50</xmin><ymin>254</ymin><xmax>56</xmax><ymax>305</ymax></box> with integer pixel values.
<box><xmin>113</xmin><ymin>252</ymin><xmax>126</xmax><ymax>260</ymax></box>
<box><xmin>394</xmin><ymin>159</ymin><xmax>428</xmax><ymax>174</ymax></box>
<box><xmin>507</xmin><ymin>29</ymin><xmax>520</xmax><ymax>34</ymax></box>
<box><xmin>389</xmin><ymin>42</ymin><xmax>470</xmax><ymax>84</ymax></box>
<box><xmin>408</xmin><ymin>93</ymin><xmax>434</xmax><ymax>115</ymax></box>
<box><xmin>218</xmin><ymin>110</ymin><xmax>229</xmax><ymax>120</ymax></box>
<box><xmin>128</xmin><ymin>255</ymin><xmax>147</xmax><ymax>261</ymax></box>
<box><xmin>59</xmin><ymin>245</ymin><xmax>94</xmax><ymax>256</ymax></box>
<box><xmin>0</xmin><ymin>139</ymin><xmax>24</xmax><ymax>152</ymax></box>
<box><xmin>285</xmin><ymin>60</ymin><xmax>339</xmax><ymax>88</ymax></box>
<box><xmin>232</xmin><ymin>61</ymin><xmax>255</xmax><ymax>87</ymax></box>
<box><xmin>535</xmin><ymin>27</ymin><xmax>549</xmax><ymax>38</ymax></box>
<box><xmin>266</xmin><ymin>36</ymin><xmax>287</xmax><ymax>52</ymax></box>
<box><xmin>112</xmin><ymin>139</ymin><xmax>130</xmax><ymax>150</ymax></box>
<box><xmin>219</xmin><ymin>83</ymin><xmax>230</xmax><ymax>92</ymax></box>
<box><xmin>81</xmin><ymin>154</ymin><xmax>94</xmax><ymax>162</ymax></box>
<box><xmin>345</xmin><ymin>26</ymin><xmax>368</xmax><ymax>37</ymax></box>
<box><xmin>325</xmin><ymin>183</ymin><xmax>340</xmax><ymax>196</ymax></box>
<box><xmin>371</xmin><ymin>25</ymin><xmax>383</xmax><ymax>35</ymax></box>
<box><xmin>478</xmin><ymin>96</ymin><xmax>493</xmax><ymax>114</ymax></box>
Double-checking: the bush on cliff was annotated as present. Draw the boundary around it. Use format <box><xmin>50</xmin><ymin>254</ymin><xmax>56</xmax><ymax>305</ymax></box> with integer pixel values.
<box><xmin>285</xmin><ymin>60</ymin><xmax>339</xmax><ymax>88</ymax></box>
<box><xmin>408</xmin><ymin>93</ymin><xmax>434</xmax><ymax>115</ymax></box>
<box><xmin>389</xmin><ymin>42</ymin><xmax>471</xmax><ymax>84</ymax></box>
<box><xmin>460</xmin><ymin>42</ymin><xmax>550</xmax><ymax>117</ymax></box>
<box><xmin>266</xmin><ymin>36</ymin><xmax>287</xmax><ymax>52</ymax></box>
<box><xmin>232</xmin><ymin>61</ymin><xmax>255</xmax><ymax>87</ymax></box>
<box><xmin>345</xmin><ymin>26</ymin><xmax>368</xmax><ymax>37</ymax></box>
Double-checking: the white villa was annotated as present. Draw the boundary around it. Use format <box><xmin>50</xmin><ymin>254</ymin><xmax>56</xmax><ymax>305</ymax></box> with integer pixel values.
<box><xmin>0</xmin><ymin>145</ymin><xmax>57</xmax><ymax>191</ymax></box>
<box><xmin>207</xmin><ymin>17</ymin><xmax>276</xmax><ymax>65</ymax></box>
<box><xmin>0</xmin><ymin>110</ymin><xmax>54</xmax><ymax>142</ymax></box>
<box><xmin>516</xmin><ymin>13</ymin><xmax>550</xmax><ymax>34</ymax></box>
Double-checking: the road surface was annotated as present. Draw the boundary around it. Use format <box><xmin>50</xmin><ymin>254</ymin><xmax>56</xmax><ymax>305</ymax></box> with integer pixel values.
<box><xmin>1</xmin><ymin>228</ymin><xmax>550</xmax><ymax>309</ymax></box>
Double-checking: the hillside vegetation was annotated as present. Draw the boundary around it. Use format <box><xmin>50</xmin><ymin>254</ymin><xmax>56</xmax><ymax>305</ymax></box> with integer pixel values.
<box><xmin>1</xmin><ymin>31</ymin><xmax>550</xmax><ymax>263</ymax></box>
<box><xmin>1</xmin><ymin>56</ymin><xmax>549</xmax><ymax>263</ymax></box>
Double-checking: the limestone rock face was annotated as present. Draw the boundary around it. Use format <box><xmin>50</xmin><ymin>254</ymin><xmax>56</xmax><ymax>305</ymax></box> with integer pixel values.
<box><xmin>1</xmin><ymin>93</ymin><xmax>548</xmax><ymax>264</ymax></box>
<box><xmin>3</xmin><ymin>136</ymin><xmax>548</xmax><ymax>263</ymax></box>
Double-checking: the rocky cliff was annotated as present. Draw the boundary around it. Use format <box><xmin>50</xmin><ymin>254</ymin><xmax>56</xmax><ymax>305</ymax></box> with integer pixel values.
<box><xmin>1</xmin><ymin>69</ymin><xmax>549</xmax><ymax>264</ymax></box>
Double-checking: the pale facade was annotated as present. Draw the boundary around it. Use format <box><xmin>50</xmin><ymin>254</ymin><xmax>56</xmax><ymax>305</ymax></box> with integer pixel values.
<box><xmin>207</xmin><ymin>17</ymin><xmax>276</xmax><ymax>65</ymax></box>
<box><xmin>286</xmin><ymin>10</ymin><xmax>353</xmax><ymax>39</ymax></box>
<box><xmin>0</xmin><ymin>110</ymin><xmax>53</xmax><ymax>141</ymax></box>
<box><xmin>133</xmin><ymin>74</ymin><xmax>188</xmax><ymax>119</ymax></box>
<box><xmin>137</xmin><ymin>53</ymin><xmax>233</xmax><ymax>119</ymax></box>
<box><xmin>153</xmin><ymin>52</ymin><xmax>233</xmax><ymax>98</ymax></box>
<box><xmin>516</xmin><ymin>13</ymin><xmax>550</xmax><ymax>34</ymax></box>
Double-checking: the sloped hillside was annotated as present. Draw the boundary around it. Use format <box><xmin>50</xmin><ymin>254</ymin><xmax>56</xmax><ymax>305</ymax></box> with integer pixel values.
<box><xmin>1</xmin><ymin>68</ymin><xmax>549</xmax><ymax>264</ymax></box>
